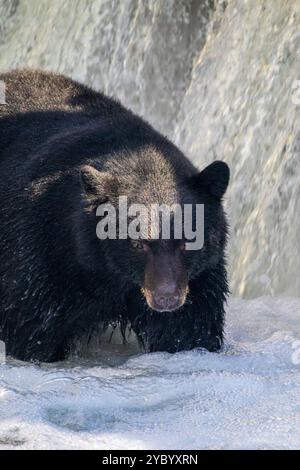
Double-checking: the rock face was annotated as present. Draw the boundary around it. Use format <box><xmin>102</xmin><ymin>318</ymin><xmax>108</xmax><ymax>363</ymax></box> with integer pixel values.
<box><xmin>0</xmin><ymin>0</ymin><xmax>299</xmax><ymax>298</ymax></box>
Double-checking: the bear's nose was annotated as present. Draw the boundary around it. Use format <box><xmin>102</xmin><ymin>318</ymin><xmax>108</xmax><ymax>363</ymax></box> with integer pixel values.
<box><xmin>154</xmin><ymin>294</ymin><xmax>180</xmax><ymax>311</ymax></box>
<box><xmin>152</xmin><ymin>282</ymin><xmax>182</xmax><ymax>311</ymax></box>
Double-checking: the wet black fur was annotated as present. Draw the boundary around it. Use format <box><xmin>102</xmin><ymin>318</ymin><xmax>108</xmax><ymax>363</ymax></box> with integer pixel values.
<box><xmin>0</xmin><ymin>70</ymin><xmax>229</xmax><ymax>362</ymax></box>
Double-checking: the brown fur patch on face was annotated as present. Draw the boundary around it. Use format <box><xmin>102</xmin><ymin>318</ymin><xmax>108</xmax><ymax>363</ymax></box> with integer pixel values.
<box><xmin>105</xmin><ymin>145</ymin><xmax>180</xmax><ymax>207</ymax></box>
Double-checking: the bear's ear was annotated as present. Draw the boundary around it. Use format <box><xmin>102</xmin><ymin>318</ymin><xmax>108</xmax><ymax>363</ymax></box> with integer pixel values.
<box><xmin>188</xmin><ymin>161</ymin><xmax>230</xmax><ymax>199</ymax></box>
<box><xmin>80</xmin><ymin>165</ymin><xmax>118</xmax><ymax>203</ymax></box>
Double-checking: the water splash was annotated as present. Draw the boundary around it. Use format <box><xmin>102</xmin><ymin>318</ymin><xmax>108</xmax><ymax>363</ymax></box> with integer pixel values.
<box><xmin>0</xmin><ymin>297</ymin><xmax>299</xmax><ymax>450</ymax></box>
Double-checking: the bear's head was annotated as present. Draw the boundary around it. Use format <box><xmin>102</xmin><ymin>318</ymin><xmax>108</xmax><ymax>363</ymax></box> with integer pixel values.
<box><xmin>79</xmin><ymin>149</ymin><xmax>229</xmax><ymax>312</ymax></box>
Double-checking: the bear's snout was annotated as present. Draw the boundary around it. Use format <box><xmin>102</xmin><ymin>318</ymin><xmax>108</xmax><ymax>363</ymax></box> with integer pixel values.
<box><xmin>142</xmin><ymin>252</ymin><xmax>188</xmax><ymax>312</ymax></box>
<box><xmin>144</xmin><ymin>285</ymin><xmax>187</xmax><ymax>312</ymax></box>
<box><xmin>151</xmin><ymin>290</ymin><xmax>185</xmax><ymax>312</ymax></box>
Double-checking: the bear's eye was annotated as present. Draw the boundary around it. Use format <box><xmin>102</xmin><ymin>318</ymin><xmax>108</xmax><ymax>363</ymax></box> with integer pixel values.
<box><xmin>131</xmin><ymin>240</ymin><xmax>147</xmax><ymax>252</ymax></box>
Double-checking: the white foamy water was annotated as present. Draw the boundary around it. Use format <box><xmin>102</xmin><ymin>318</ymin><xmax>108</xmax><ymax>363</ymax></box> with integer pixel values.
<box><xmin>0</xmin><ymin>297</ymin><xmax>299</xmax><ymax>450</ymax></box>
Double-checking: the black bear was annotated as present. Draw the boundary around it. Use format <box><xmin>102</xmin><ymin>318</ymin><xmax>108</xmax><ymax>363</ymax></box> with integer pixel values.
<box><xmin>0</xmin><ymin>70</ymin><xmax>229</xmax><ymax>362</ymax></box>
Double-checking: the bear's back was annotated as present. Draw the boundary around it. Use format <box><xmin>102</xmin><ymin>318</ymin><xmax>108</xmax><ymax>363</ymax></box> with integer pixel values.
<box><xmin>0</xmin><ymin>70</ymin><xmax>124</xmax><ymax>118</ymax></box>
<box><xmin>0</xmin><ymin>70</ymin><xmax>136</xmax><ymax>172</ymax></box>
<box><xmin>0</xmin><ymin>70</ymin><xmax>195</xmax><ymax>184</ymax></box>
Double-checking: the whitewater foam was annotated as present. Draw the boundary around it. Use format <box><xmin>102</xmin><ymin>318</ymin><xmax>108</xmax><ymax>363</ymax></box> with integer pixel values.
<box><xmin>0</xmin><ymin>297</ymin><xmax>299</xmax><ymax>449</ymax></box>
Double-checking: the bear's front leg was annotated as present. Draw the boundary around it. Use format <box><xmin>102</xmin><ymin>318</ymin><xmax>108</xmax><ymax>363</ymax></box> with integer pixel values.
<box><xmin>4</xmin><ymin>327</ymin><xmax>70</xmax><ymax>363</ymax></box>
<box><xmin>1</xmin><ymin>305</ymin><xmax>72</xmax><ymax>362</ymax></box>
